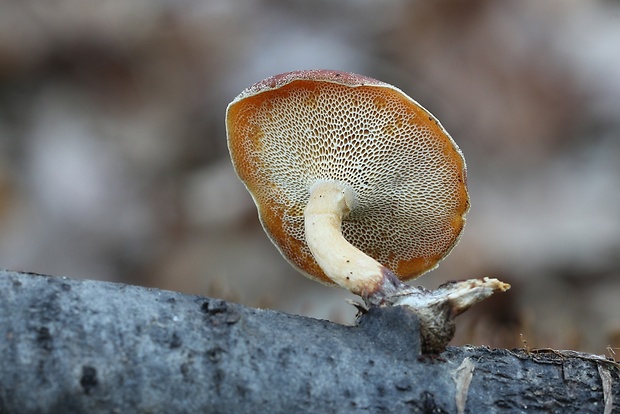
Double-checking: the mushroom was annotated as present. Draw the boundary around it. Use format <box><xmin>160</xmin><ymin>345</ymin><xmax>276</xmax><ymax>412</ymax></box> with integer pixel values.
<box><xmin>226</xmin><ymin>70</ymin><xmax>509</xmax><ymax>350</ymax></box>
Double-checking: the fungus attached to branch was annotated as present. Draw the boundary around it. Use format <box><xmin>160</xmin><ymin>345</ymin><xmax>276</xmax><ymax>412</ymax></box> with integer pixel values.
<box><xmin>226</xmin><ymin>70</ymin><xmax>509</xmax><ymax>351</ymax></box>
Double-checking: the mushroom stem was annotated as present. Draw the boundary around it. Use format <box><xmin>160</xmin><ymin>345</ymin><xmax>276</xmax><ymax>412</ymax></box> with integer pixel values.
<box><xmin>304</xmin><ymin>180</ymin><xmax>403</xmax><ymax>301</ymax></box>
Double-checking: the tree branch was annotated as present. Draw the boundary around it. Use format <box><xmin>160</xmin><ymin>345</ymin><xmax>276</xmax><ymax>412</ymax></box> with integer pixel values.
<box><xmin>0</xmin><ymin>270</ymin><xmax>618</xmax><ymax>413</ymax></box>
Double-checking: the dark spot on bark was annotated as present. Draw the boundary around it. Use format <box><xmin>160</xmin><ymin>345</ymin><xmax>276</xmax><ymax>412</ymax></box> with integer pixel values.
<box><xmin>36</xmin><ymin>327</ymin><xmax>53</xmax><ymax>351</ymax></box>
<box><xmin>421</xmin><ymin>391</ymin><xmax>447</xmax><ymax>413</ymax></box>
<box><xmin>226</xmin><ymin>311</ymin><xmax>241</xmax><ymax>324</ymax></box>
<box><xmin>278</xmin><ymin>346</ymin><xmax>295</xmax><ymax>368</ymax></box>
<box><xmin>201</xmin><ymin>299</ymin><xmax>227</xmax><ymax>315</ymax></box>
<box><xmin>395</xmin><ymin>379</ymin><xmax>412</xmax><ymax>391</ymax></box>
<box><xmin>170</xmin><ymin>332</ymin><xmax>182</xmax><ymax>349</ymax></box>
<box><xmin>201</xmin><ymin>299</ymin><xmax>240</xmax><ymax>325</ymax></box>
<box><xmin>80</xmin><ymin>366</ymin><xmax>98</xmax><ymax>395</ymax></box>
<box><xmin>207</xmin><ymin>347</ymin><xmax>226</xmax><ymax>362</ymax></box>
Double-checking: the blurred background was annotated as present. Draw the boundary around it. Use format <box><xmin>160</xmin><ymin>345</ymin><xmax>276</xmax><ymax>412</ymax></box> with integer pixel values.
<box><xmin>0</xmin><ymin>0</ymin><xmax>619</xmax><ymax>355</ymax></box>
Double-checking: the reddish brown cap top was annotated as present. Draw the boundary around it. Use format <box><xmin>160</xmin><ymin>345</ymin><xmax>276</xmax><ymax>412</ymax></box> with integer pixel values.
<box><xmin>226</xmin><ymin>70</ymin><xmax>469</xmax><ymax>285</ymax></box>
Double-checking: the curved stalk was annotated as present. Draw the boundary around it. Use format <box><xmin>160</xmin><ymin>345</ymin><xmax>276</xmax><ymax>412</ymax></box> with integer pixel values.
<box><xmin>304</xmin><ymin>180</ymin><xmax>402</xmax><ymax>302</ymax></box>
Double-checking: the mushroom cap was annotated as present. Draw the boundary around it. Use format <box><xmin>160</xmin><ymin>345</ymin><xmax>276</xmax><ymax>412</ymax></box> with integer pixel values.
<box><xmin>226</xmin><ymin>69</ymin><xmax>469</xmax><ymax>286</ymax></box>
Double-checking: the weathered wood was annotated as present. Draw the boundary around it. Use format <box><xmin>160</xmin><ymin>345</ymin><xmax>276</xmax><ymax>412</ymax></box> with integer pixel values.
<box><xmin>0</xmin><ymin>270</ymin><xmax>618</xmax><ymax>413</ymax></box>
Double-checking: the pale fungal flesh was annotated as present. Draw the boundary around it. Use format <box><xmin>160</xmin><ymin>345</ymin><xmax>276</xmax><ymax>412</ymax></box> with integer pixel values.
<box><xmin>304</xmin><ymin>180</ymin><xmax>391</xmax><ymax>297</ymax></box>
<box><xmin>226</xmin><ymin>69</ymin><xmax>509</xmax><ymax>333</ymax></box>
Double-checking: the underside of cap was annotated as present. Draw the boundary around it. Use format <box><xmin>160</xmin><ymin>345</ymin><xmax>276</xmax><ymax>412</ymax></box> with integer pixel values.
<box><xmin>226</xmin><ymin>70</ymin><xmax>469</xmax><ymax>286</ymax></box>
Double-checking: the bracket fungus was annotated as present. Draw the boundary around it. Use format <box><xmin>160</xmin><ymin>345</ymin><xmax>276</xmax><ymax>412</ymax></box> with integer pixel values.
<box><xmin>226</xmin><ymin>70</ymin><xmax>509</xmax><ymax>352</ymax></box>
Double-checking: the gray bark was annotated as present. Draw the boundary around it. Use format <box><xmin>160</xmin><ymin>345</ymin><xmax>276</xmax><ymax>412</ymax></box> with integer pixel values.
<box><xmin>0</xmin><ymin>269</ymin><xmax>618</xmax><ymax>413</ymax></box>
